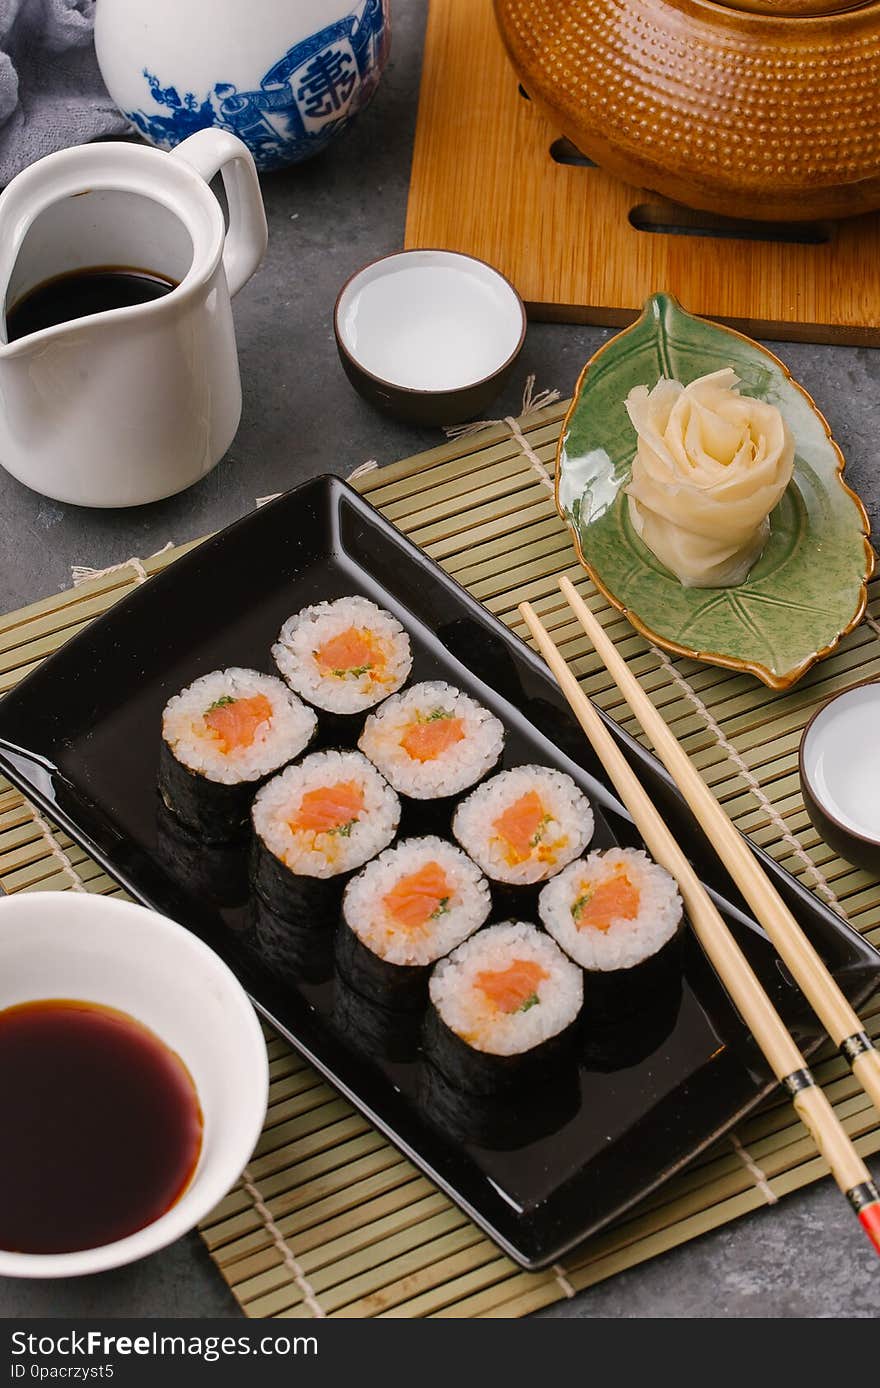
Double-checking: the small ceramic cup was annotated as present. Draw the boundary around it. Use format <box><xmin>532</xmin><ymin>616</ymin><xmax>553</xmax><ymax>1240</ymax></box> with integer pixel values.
<box><xmin>334</xmin><ymin>249</ymin><xmax>527</xmax><ymax>426</ymax></box>
<box><xmin>0</xmin><ymin>892</ymin><xmax>268</xmax><ymax>1278</ymax></box>
<box><xmin>799</xmin><ymin>681</ymin><xmax>880</xmax><ymax>873</ymax></box>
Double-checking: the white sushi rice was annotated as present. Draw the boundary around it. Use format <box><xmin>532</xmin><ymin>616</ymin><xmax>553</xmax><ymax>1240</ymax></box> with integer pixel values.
<box><xmin>252</xmin><ymin>750</ymin><xmax>399</xmax><ymax>879</ymax></box>
<box><xmin>358</xmin><ymin>681</ymin><xmax>504</xmax><ymax>798</ymax></box>
<box><xmin>161</xmin><ymin>668</ymin><xmax>316</xmax><ymax>785</ymax></box>
<box><xmin>538</xmin><ymin>848</ymin><xmax>682</xmax><ymax>971</ymax></box>
<box><xmin>272</xmin><ymin>596</ymin><xmax>412</xmax><ymax>715</ymax></box>
<box><xmin>342</xmin><ymin>837</ymin><xmax>491</xmax><ymax>966</ymax></box>
<box><xmin>429</xmin><ymin>921</ymin><xmax>583</xmax><ymax>1056</ymax></box>
<box><xmin>453</xmin><ymin>764</ymin><xmax>594</xmax><ymax>885</ymax></box>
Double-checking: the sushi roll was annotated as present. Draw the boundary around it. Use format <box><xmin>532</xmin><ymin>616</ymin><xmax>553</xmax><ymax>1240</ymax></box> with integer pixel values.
<box><xmin>452</xmin><ymin>764</ymin><xmax>594</xmax><ymax>892</ymax></box>
<box><xmin>580</xmin><ymin>997</ymin><xmax>682</xmax><ymax>1073</ymax></box>
<box><xmin>337</xmin><ymin>837</ymin><xmax>491</xmax><ymax>1009</ymax></box>
<box><xmin>332</xmin><ymin>976</ymin><xmax>423</xmax><ymax>1066</ymax></box>
<box><xmin>538</xmin><ymin>847</ymin><xmax>684</xmax><ymax>1017</ymax></box>
<box><xmin>272</xmin><ymin>597</ymin><xmax>412</xmax><ymax>736</ymax></box>
<box><xmin>419</xmin><ymin>1054</ymin><xmax>579</xmax><ymax>1151</ymax></box>
<box><xmin>159</xmin><ymin>668</ymin><xmax>317</xmax><ymax>841</ymax></box>
<box><xmin>251</xmin><ymin>749</ymin><xmax>400</xmax><ymax>929</ymax></box>
<box><xmin>425</xmin><ymin>921</ymin><xmax>583</xmax><ymax>1093</ymax></box>
<box><xmin>251</xmin><ymin>894</ymin><xmax>335</xmax><ymax>986</ymax></box>
<box><xmin>155</xmin><ymin>803</ymin><xmax>249</xmax><ymax>908</ymax></box>
<box><xmin>358</xmin><ymin>682</ymin><xmax>504</xmax><ymax>832</ymax></box>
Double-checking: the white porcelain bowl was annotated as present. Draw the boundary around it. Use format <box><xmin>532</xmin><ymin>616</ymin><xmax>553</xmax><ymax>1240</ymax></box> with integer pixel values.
<box><xmin>334</xmin><ymin>249</ymin><xmax>527</xmax><ymax>425</ymax></box>
<box><xmin>0</xmin><ymin>892</ymin><xmax>268</xmax><ymax>1278</ymax></box>
<box><xmin>799</xmin><ymin>681</ymin><xmax>880</xmax><ymax>873</ymax></box>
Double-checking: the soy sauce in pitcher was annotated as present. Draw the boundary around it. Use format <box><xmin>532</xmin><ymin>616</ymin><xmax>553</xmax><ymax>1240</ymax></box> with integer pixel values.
<box><xmin>5</xmin><ymin>267</ymin><xmax>176</xmax><ymax>342</ymax></box>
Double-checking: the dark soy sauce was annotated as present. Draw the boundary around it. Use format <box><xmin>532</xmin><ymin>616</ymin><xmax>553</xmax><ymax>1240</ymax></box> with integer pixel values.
<box><xmin>5</xmin><ymin>268</ymin><xmax>175</xmax><ymax>342</ymax></box>
<box><xmin>0</xmin><ymin>999</ymin><xmax>202</xmax><ymax>1254</ymax></box>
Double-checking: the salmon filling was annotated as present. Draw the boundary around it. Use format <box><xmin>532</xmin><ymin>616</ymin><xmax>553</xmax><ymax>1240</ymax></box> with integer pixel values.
<box><xmin>571</xmin><ymin>873</ymin><xmax>640</xmax><ymax>932</ymax></box>
<box><xmin>290</xmin><ymin>780</ymin><xmax>365</xmax><ymax>836</ymax></box>
<box><xmin>203</xmin><ymin>693</ymin><xmax>273</xmax><ymax>754</ymax></box>
<box><xmin>399</xmin><ymin>712</ymin><xmax>465</xmax><ymax>763</ymax></box>
<box><xmin>492</xmin><ymin>791</ymin><xmax>569</xmax><ymax>867</ymax></box>
<box><xmin>382</xmin><ymin>862</ymin><xmax>452</xmax><ymax>930</ymax></box>
<box><xmin>314</xmin><ymin>627</ymin><xmax>384</xmax><ymax>680</ymax></box>
<box><xmin>493</xmin><ymin>791</ymin><xmax>545</xmax><ymax>858</ymax></box>
<box><xmin>475</xmin><ymin>958</ymin><xmax>550</xmax><ymax>1014</ymax></box>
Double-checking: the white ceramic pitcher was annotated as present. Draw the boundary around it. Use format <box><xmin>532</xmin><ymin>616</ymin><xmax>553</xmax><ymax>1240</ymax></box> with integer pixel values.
<box><xmin>0</xmin><ymin>129</ymin><xmax>268</xmax><ymax>508</ymax></box>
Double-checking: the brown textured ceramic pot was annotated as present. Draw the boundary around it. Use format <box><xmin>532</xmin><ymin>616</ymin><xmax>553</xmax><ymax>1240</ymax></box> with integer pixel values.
<box><xmin>495</xmin><ymin>0</ymin><xmax>880</xmax><ymax>220</ymax></box>
<box><xmin>334</xmin><ymin>249</ymin><xmax>527</xmax><ymax>427</ymax></box>
<box><xmin>799</xmin><ymin>681</ymin><xmax>880</xmax><ymax>874</ymax></box>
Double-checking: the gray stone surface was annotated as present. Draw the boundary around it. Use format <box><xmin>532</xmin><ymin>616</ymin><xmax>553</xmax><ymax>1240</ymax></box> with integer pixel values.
<box><xmin>0</xmin><ymin>0</ymin><xmax>877</xmax><ymax>1320</ymax></box>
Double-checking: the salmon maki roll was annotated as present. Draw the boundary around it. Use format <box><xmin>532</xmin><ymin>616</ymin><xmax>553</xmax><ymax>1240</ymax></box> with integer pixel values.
<box><xmin>418</xmin><ymin>1052</ymin><xmax>579</xmax><ymax>1150</ymax></box>
<box><xmin>453</xmin><ymin>765</ymin><xmax>594</xmax><ymax>887</ymax></box>
<box><xmin>425</xmin><ymin>921</ymin><xmax>583</xmax><ymax>1093</ymax></box>
<box><xmin>332</xmin><ymin>975</ymin><xmax>423</xmax><ymax>1066</ymax></box>
<box><xmin>359</xmin><ymin>681</ymin><xmax>504</xmax><ymax>799</ymax></box>
<box><xmin>337</xmin><ymin>836</ymin><xmax>491</xmax><ymax>1008</ymax></box>
<box><xmin>251</xmin><ymin>750</ymin><xmax>400</xmax><ymax>929</ymax></box>
<box><xmin>251</xmin><ymin>894</ymin><xmax>335</xmax><ymax>987</ymax></box>
<box><xmin>272</xmin><ymin>597</ymin><xmax>412</xmax><ymax>726</ymax></box>
<box><xmin>159</xmin><ymin>668</ymin><xmax>316</xmax><ymax>841</ymax></box>
<box><xmin>538</xmin><ymin>848</ymin><xmax>682</xmax><ymax>972</ymax></box>
<box><xmin>538</xmin><ymin>848</ymin><xmax>684</xmax><ymax>1019</ymax></box>
<box><xmin>358</xmin><ymin>682</ymin><xmax>504</xmax><ymax>832</ymax></box>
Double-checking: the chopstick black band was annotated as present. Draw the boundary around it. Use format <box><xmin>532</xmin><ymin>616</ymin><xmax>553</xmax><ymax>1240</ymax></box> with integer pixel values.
<box><xmin>840</xmin><ymin>1031</ymin><xmax>874</xmax><ymax>1063</ymax></box>
<box><xmin>847</xmin><ymin>1180</ymin><xmax>880</xmax><ymax>1214</ymax></box>
<box><xmin>782</xmin><ymin>1068</ymin><xmax>815</xmax><ymax>1097</ymax></box>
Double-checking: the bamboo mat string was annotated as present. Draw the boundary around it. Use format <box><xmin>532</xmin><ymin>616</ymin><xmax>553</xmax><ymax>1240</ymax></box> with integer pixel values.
<box><xmin>443</xmin><ymin>375</ymin><xmax>560</xmax><ymax>493</ymax></box>
<box><xmin>551</xmin><ymin>1263</ymin><xmax>576</xmax><ymax>1298</ymax></box>
<box><xmin>347</xmin><ymin>459</ymin><xmax>380</xmax><ymax>482</ymax></box>
<box><xmin>505</xmin><ymin>414</ymin><xmax>555</xmax><ymax>493</ymax></box>
<box><xmin>649</xmin><ymin>643</ymin><xmax>848</xmax><ymax>917</ymax></box>
<box><xmin>444</xmin><ymin>374</ymin><xmax>561</xmax><ymax>440</ymax></box>
<box><xmin>728</xmin><ymin>1133</ymin><xmax>779</xmax><ymax>1206</ymax></box>
<box><xmin>70</xmin><ymin>541</ymin><xmax>175</xmax><ymax>588</ymax></box>
<box><xmin>27</xmin><ymin>807</ymin><xmax>88</xmax><ymax>893</ymax></box>
<box><xmin>240</xmin><ymin>1169</ymin><xmax>327</xmax><ymax>1319</ymax></box>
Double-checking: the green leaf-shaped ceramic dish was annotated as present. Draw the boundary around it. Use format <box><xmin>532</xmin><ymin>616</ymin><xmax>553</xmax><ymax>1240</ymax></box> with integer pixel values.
<box><xmin>556</xmin><ymin>294</ymin><xmax>874</xmax><ymax>690</ymax></box>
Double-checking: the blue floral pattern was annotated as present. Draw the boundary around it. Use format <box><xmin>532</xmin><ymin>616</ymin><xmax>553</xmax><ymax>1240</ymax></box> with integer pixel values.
<box><xmin>124</xmin><ymin>0</ymin><xmax>389</xmax><ymax>170</ymax></box>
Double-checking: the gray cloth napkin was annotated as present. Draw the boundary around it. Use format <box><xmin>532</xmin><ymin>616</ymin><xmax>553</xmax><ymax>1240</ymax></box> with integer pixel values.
<box><xmin>0</xmin><ymin>0</ymin><xmax>131</xmax><ymax>187</ymax></box>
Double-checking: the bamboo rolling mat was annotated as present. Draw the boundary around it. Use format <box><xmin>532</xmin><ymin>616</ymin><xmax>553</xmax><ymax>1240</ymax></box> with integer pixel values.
<box><xmin>1</xmin><ymin>402</ymin><xmax>879</xmax><ymax>1316</ymax></box>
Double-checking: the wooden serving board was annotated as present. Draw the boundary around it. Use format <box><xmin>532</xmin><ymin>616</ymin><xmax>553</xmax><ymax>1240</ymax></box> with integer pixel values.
<box><xmin>404</xmin><ymin>0</ymin><xmax>880</xmax><ymax>345</ymax></box>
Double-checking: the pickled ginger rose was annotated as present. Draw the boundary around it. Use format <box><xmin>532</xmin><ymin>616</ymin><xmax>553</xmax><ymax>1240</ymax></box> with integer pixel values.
<box><xmin>624</xmin><ymin>368</ymin><xmax>794</xmax><ymax>587</ymax></box>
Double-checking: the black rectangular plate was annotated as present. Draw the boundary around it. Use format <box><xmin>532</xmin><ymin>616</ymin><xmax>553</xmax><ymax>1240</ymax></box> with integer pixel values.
<box><xmin>0</xmin><ymin>476</ymin><xmax>877</xmax><ymax>1269</ymax></box>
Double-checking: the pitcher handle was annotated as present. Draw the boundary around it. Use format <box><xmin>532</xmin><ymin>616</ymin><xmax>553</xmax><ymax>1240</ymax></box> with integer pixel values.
<box><xmin>171</xmin><ymin>130</ymin><xmax>268</xmax><ymax>297</ymax></box>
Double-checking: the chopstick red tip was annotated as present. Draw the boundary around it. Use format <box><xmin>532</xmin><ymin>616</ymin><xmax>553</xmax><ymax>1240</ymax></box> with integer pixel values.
<box><xmin>857</xmin><ymin>1200</ymin><xmax>880</xmax><ymax>1255</ymax></box>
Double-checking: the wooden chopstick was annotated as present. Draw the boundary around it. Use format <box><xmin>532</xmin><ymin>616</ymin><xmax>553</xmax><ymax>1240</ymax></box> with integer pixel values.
<box><xmin>558</xmin><ymin>574</ymin><xmax>880</xmax><ymax>1120</ymax></box>
<box><xmin>518</xmin><ymin>599</ymin><xmax>880</xmax><ymax>1254</ymax></box>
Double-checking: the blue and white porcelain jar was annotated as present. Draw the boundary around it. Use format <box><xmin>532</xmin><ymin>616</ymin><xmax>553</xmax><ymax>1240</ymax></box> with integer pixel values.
<box><xmin>95</xmin><ymin>0</ymin><xmax>390</xmax><ymax>171</ymax></box>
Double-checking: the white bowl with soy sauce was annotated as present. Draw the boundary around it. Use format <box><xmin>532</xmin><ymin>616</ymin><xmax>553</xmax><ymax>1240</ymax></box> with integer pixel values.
<box><xmin>0</xmin><ymin>892</ymin><xmax>268</xmax><ymax>1278</ymax></box>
